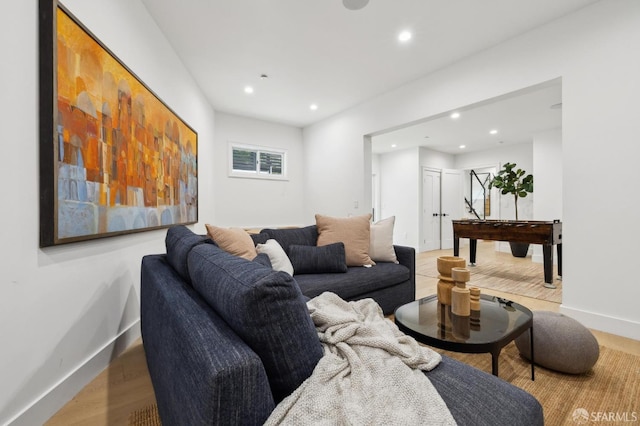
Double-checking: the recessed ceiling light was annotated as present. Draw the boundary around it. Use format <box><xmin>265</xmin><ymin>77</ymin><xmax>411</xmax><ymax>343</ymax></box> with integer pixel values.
<box><xmin>450</xmin><ymin>112</ymin><xmax>460</xmax><ymax>119</ymax></box>
<box><xmin>398</xmin><ymin>31</ymin><xmax>412</xmax><ymax>42</ymax></box>
<box><xmin>310</xmin><ymin>104</ymin><xmax>318</xmax><ymax>111</ymax></box>
<box><xmin>489</xmin><ymin>129</ymin><xmax>498</xmax><ymax>135</ymax></box>
<box><xmin>459</xmin><ymin>145</ymin><xmax>466</xmax><ymax>149</ymax></box>
<box><xmin>244</xmin><ymin>86</ymin><xmax>254</xmax><ymax>94</ymax></box>
<box><xmin>343</xmin><ymin>0</ymin><xmax>369</xmax><ymax>11</ymax></box>
<box><xmin>391</xmin><ymin>144</ymin><xmax>397</xmax><ymax>148</ymax></box>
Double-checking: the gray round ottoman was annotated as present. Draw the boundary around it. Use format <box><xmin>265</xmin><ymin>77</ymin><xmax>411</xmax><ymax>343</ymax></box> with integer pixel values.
<box><xmin>515</xmin><ymin>311</ymin><xmax>599</xmax><ymax>374</ymax></box>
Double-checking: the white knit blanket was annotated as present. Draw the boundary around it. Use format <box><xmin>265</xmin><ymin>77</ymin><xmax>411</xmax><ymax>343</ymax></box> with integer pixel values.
<box><xmin>264</xmin><ymin>292</ymin><xmax>456</xmax><ymax>425</ymax></box>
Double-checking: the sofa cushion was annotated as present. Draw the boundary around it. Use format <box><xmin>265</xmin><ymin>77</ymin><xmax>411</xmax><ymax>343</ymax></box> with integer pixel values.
<box><xmin>256</xmin><ymin>239</ymin><xmax>294</xmax><ymax>275</ymax></box>
<box><xmin>288</xmin><ymin>242</ymin><xmax>348</xmax><ymax>274</ymax></box>
<box><xmin>187</xmin><ymin>243</ymin><xmax>323</xmax><ymax>402</ymax></box>
<box><xmin>165</xmin><ymin>225</ymin><xmax>213</xmax><ymax>284</ymax></box>
<box><xmin>205</xmin><ymin>224</ymin><xmax>257</xmax><ymax>260</ymax></box>
<box><xmin>295</xmin><ymin>262</ymin><xmax>410</xmax><ymax>300</ymax></box>
<box><xmin>316</xmin><ymin>213</ymin><xmax>375</xmax><ymax>267</ymax></box>
<box><xmin>426</xmin><ymin>355</ymin><xmax>544</xmax><ymax>425</ymax></box>
<box><xmin>369</xmin><ymin>216</ymin><xmax>398</xmax><ymax>264</ymax></box>
<box><xmin>260</xmin><ymin>225</ymin><xmax>318</xmax><ymax>252</ymax></box>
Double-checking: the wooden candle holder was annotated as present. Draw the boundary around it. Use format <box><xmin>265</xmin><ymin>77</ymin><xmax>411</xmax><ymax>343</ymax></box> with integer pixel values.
<box><xmin>451</xmin><ymin>286</ymin><xmax>471</xmax><ymax>316</ymax></box>
<box><xmin>470</xmin><ymin>287</ymin><xmax>481</xmax><ymax>311</ymax></box>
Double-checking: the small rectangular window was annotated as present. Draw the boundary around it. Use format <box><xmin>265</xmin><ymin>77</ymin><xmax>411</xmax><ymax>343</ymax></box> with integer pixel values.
<box><xmin>229</xmin><ymin>143</ymin><xmax>287</xmax><ymax>180</ymax></box>
<box><xmin>259</xmin><ymin>151</ymin><xmax>283</xmax><ymax>175</ymax></box>
<box><xmin>232</xmin><ymin>148</ymin><xmax>257</xmax><ymax>172</ymax></box>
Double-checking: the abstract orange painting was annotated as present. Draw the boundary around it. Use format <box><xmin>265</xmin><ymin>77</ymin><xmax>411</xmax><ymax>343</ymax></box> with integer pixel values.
<box><xmin>39</xmin><ymin>1</ymin><xmax>197</xmax><ymax>246</ymax></box>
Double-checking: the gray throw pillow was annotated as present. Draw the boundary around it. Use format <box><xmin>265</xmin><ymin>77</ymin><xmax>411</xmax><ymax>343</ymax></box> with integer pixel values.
<box><xmin>288</xmin><ymin>242</ymin><xmax>348</xmax><ymax>274</ymax></box>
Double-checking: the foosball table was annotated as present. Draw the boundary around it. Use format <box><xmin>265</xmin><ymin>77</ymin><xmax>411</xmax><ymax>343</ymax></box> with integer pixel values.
<box><xmin>452</xmin><ymin>219</ymin><xmax>562</xmax><ymax>286</ymax></box>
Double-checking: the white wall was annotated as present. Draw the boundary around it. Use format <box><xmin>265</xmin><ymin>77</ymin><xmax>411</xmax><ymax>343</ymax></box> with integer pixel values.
<box><xmin>213</xmin><ymin>113</ymin><xmax>305</xmax><ymax>228</ymax></box>
<box><xmin>419</xmin><ymin>147</ymin><xmax>455</xmax><ymax>171</ymax></box>
<box><xmin>532</xmin><ymin>128</ymin><xmax>563</xmax><ymax>263</ymax></box>
<box><xmin>303</xmin><ymin>0</ymin><xmax>640</xmax><ymax>340</ymax></box>
<box><xmin>378</xmin><ymin>148</ymin><xmax>420</xmax><ymax>247</ymax></box>
<box><xmin>532</xmin><ymin>128</ymin><xmax>562</xmax><ymax>222</ymax></box>
<box><xmin>371</xmin><ymin>154</ymin><xmax>381</xmax><ymax>222</ymax></box>
<box><xmin>374</xmin><ymin>147</ymin><xmax>455</xmax><ymax>249</ymax></box>
<box><xmin>0</xmin><ymin>1</ymin><xmax>216</xmax><ymax>424</ymax></box>
<box><xmin>303</xmin><ymin>115</ymin><xmax>372</xmax><ymax>221</ymax></box>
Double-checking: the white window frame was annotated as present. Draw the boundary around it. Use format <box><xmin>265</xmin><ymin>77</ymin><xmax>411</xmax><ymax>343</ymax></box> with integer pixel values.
<box><xmin>228</xmin><ymin>142</ymin><xmax>288</xmax><ymax>181</ymax></box>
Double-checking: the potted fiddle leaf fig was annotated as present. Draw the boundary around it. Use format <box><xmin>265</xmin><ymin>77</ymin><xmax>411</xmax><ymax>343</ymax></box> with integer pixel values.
<box><xmin>488</xmin><ymin>162</ymin><xmax>534</xmax><ymax>257</ymax></box>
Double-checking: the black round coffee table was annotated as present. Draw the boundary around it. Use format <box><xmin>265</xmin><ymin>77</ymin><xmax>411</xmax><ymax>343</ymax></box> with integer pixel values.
<box><xmin>394</xmin><ymin>294</ymin><xmax>534</xmax><ymax>379</ymax></box>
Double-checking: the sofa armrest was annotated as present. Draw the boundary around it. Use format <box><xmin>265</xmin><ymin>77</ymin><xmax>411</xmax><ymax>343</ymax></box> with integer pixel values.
<box><xmin>141</xmin><ymin>255</ymin><xmax>275</xmax><ymax>425</ymax></box>
<box><xmin>393</xmin><ymin>245</ymin><xmax>416</xmax><ymax>299</ymax></box>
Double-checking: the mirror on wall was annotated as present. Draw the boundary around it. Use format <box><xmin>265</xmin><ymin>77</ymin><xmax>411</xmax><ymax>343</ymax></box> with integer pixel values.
<box><xmin>467</xmin><ymin>168</ymin><xmax>494</xmax><ymax>219</ymax></box>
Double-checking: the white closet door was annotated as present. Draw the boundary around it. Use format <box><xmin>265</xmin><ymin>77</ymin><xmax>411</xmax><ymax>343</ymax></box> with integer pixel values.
<box><xmin>422</xmin><ymin>168</ymin><xmax>441</xmax><ymax>251</ymax></box>
<box><xmin>441</xmin><ymin>169</ymin><xmax>463</xmax><ymax>249</ymax></box>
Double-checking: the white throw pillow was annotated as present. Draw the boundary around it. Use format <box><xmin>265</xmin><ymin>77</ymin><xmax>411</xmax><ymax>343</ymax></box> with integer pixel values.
<box><xmin>256</xmin><ymin>239</ymin><xmax>295</xmax><ymax>276</ymax></box>
<box><xmin>369</xmin><ymin>216</ymin><xmax>398</xmax><ymax>263</ymax></box>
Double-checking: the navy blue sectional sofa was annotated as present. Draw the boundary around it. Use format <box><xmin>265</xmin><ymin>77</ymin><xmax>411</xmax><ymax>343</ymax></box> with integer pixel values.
<box><xmin>141</xmin><ymin>225</ymin><xmax>543</xmax><ymax>425</ymax></box>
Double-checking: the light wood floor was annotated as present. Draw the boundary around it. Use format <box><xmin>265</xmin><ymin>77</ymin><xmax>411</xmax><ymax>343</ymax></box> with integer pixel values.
<box><xmin>46</xmin><ymin>244</ymin><xmax>640</xmax><ymax>425</ymax></box>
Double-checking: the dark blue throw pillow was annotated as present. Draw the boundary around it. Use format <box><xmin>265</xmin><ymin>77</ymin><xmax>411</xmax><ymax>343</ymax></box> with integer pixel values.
<box><xmin>288</xmin><ymin>242</ymin><xmax>348</xmax><ymax>274</ymax></box>
<box><xmin>261</xmin><ymin>225</ymin><xmax>318</xmax><ymax>253</ymax></box>
<box><xmin>188</xmin><ymin>243</ymin><xmax>323</xmax><ymax>403</ymax></box>
<box><xmin>165</xmin><ymin>225</ymin><xmax>213</xmax><ymax>284</ymax></box>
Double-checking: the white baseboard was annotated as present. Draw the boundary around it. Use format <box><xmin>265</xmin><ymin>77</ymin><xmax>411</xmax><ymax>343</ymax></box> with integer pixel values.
<box><xmin>559</xmin><ymin>305</ymin><xmax>640</xmax><ymax>341</ymax></box>
<box><xmin>7</xmin><ymin>321</ymin><xmax>141</xmax><ymax>426</ymax></box>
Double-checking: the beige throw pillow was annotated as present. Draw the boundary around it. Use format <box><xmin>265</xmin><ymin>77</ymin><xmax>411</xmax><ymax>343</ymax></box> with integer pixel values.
<box><xmin>315</xmin><ymin>213</ymin><xmax>375</xmax><ymax>267</ymax></box>
<box><xmin>369</xmin><ymin>216</ymin><xmax>398</xmax><ymax>263</ymax></box>
<box><xmin>205</xmin><ymin>224</ymin><xmax>257</xmax><ymax>260</ymax></box>
<box><xmin>256</xmin><ymin>239</ymin><xmax>294</xmax><ymax>276</ymax></box>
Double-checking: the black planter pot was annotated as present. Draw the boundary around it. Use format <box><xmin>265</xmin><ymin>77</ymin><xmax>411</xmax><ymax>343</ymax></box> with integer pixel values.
<box><xmin>509</xmin><ymin>242</ymin><xmax>530</xmax><ymax>258</ymax></box>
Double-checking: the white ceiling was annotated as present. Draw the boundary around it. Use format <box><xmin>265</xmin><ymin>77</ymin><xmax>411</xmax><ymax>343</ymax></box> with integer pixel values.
<box><xmin>140</xmin><ymin>0</ymin><xmax>595</xmax><ymax>130</ymax></box>
<box><xmin>371</xmin><ymin>79</ymin><xmax>562</xmax><ymax>154</ymax></box>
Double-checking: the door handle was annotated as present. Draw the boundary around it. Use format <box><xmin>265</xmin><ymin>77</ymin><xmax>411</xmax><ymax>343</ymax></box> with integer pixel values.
<box><xmin>442</xmin><ymin>213</ymin><xmax>449</xmax><ymax>217</ymax></box>
<box><xmin>433</xmin><ymin>213</ymin><xmax>439</xmax><ymax>217</ymax></box>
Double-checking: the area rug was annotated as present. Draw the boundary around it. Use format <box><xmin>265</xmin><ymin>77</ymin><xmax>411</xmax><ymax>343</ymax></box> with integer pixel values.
<box><xmin>438</xmin><ymin>343</ymin><xmax>640</xmax><ymax>426</ymax></box>
<box><xmin>417</xmin><ymin>245</ymin><xmax>562</xmax><ymax>303</ymax></box>
<box><xmin>128</xmin><ymin>404</ymin><xmax>161</xmax><ymax>426</ymax></box>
